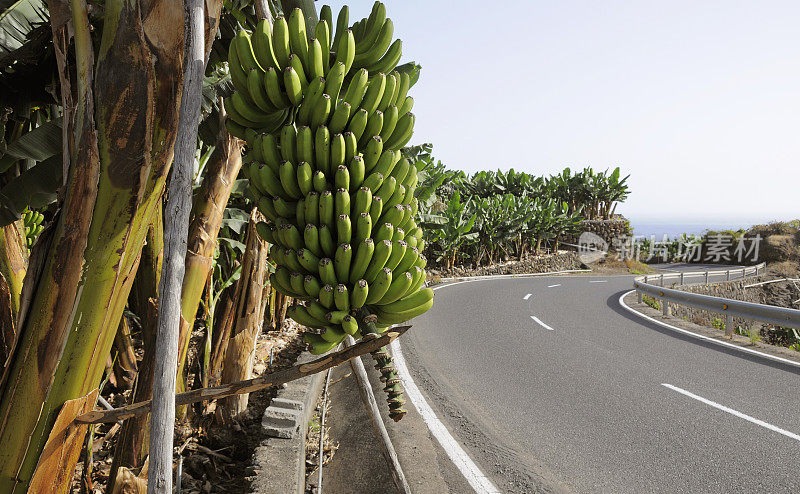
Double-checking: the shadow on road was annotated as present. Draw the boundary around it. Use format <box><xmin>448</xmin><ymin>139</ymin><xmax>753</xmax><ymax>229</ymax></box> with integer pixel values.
<box><xmin>605</xmin><ymin>290</ymin><xmax>800</xmax><ymax>377</ymax></box>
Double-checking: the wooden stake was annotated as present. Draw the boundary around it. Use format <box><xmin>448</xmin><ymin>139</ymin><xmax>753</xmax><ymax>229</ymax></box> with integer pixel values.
<box><xmin>76</xmin><ymin>327</ymin><xmax>410</xmax><ymax>425</ymax></box>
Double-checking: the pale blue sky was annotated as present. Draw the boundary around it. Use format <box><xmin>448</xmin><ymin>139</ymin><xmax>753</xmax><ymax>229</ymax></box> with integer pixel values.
<box><xmin>321</xmin><ymin>1</ymin><xmax>800</xmax><ymax>224</ymax></box>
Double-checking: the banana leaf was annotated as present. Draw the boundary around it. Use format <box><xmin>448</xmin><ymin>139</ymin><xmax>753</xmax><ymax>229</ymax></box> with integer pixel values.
<box><xmin>0</xmin><ymin>153</ymin><xmax>61</xmax><ymax>225</ymax></box>
<box><xmin>0</xmin><ymin>116</ymin><xmax>62</xmax><ymax>172</ymax></box>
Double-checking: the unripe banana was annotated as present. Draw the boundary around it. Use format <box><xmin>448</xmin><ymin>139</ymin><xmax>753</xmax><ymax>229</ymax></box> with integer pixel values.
<box><xmin>378</xmin><ymin>73</ymin><xmax>398</xmax><ymax>112</ymax></box>
<box><xmin>304</xmin><ymin>333</ymin><xmax>339</xmax><ymax>354</ymax></box>
<box><xmin>320</xmin><ymin>324</ymin><xmax>346</xmax><ymax>343</ymax></box>
<box><xmin>364</xmin><ymin>239</ymin><xmax>392</xmax><ymax>283</ymax></box>
<box><xmin>374</xmin><ymin>222</ymin><xmax>394</xmax><ymax>243</ymax></box>
<box><xmin>348</xmin><ymin>156</ymin><xmax>365</xmax><ymax>191</ymax></box>
<box><xmin>360</xmin><ymin>111</ymin><xmax>383</xmax><ymax>146</ymax></box>
<box><xmin>308</xmin><ymin>37</ymin><xmax>325</xmax><ymax>79</ymax></box>
<box><xmin>296</xmin><ymin>162</ymin><xmax>313</xmax><ymax>196</ymax></box>
<box><xmin>304</xmin><ymin>191</ymin><xmax>319</xmax><ymax>225</ymax></box>
<box><xmin>296</xmin><ymin>126</ymin><xmax>314</xmax><ymax>163</ymax></box>
<box><xmin>392</xmin><ymin>71</ymin><xmax>410</xmax><ymax>108</ymax></box>
<box><xmin>350</xmin><ymin>237</ymin><xmax>374</xmax><ymax>283</ymax></box>
<box><xmin>405</xmin><ymin>235</ymin><xmax>418</xmax><ymax>250</ymax></box>
<box><xmin>335</xmin><ymin>188</ymin><xmax>350</xmax><ymax>218</ymax></box>
<box><xmin>319</xmin><ymin>224</ymin><xmax>335</xmax><ymax>257</ymax></box>
<box><xmin>264</xmin><ymin>67</ymin><xmax>291</xmax><ymax>109</ymax></box>
<box><xmin>375</xmin><ymin>177</ymin><xmax>397</xmax><ymax>207</ymax></box>
<box><xmin>332</xmin><ymin>6</ymin><xmax>350</xmax><ymax>54</ymax></box>
<box><xmin>404</xmin><ymin>266</ymin><xmax>426</xmax><ymax>297</ymax></box>
<box><xmin>391</xmin><ymin>227</ymin><xmax>405</xmax><ymax>243</ymax></box>
<box><xmin>311</xmin><ymin>94</ymin><xmax>332</xmax><ymax>128</ymax></box>
<box><xmin>334</xmin><ymin>243</ymin><xmax>352</xmax><ymax>282</ymax></box>
<box><xmin>235</xmin><ymin>31</ymin><xmax>265</xmax><ymax>73</ymax></box>
<box><xmin>318</xmin><ymin>190</ymin><xmax>334</xmax><ymax>229</ymax></box>
<box><xmin>283</xmin><ymin>225</ymin><xmax>304</xmax><ymax>251</ymax></box>
<box><xmin>272</xmin><ymin>16</ymin><xmax>292</xmax><ymax>69</ymax></box>
<box><xmin>224</xmin><ymin>97</ymin><xmax>260</xmax><ymax>128</ymax></box>
<box><xmin>313</xmin><ymin>170</ymin><xmax>328</xmax><ymax>193</ymax></box>
<box><xmin>304</xmin><ymin>276</ymin><xmax>322</xmax><ymax>299</ymax></box>
<box><xmin>288</xmin><ymin>8</ymin><xmax>309</xmax><ymax>70</ymax></box>
<box><xmin>379</xmin><ymin>287</ymin><xmax>433</xmax><ymax>314</ymax></box>
<box><xmin>319</xmin><ymin>284</ymin><xmax>335</xmax><ymax>308</ymax></box>
<box><xmin>334</xmin><ymin>284</ymin><xmax>351</xmax><ymax>312</ymax></box>
<box><xmin>384</xmin><ymin>112</ymin><xmax>414</xmax><ymax>150</ymax></box>
<box><xmin>284</xmin><ymin>66</ymin><xmax>304</xmax><ymax>106</ymax></box>
<box><xmin>296</xmin><ymin>76</ymin><xmax>325</xmax><ymax>125</ymax></box>
<box><xmin>343</xmin><ymin>131</ymin><xmax>358</xmax><ymax>163</ymax></box>
<box><xmin>354</xmin><ymin>187</ymin><xmax>372</xmax><ymax>215</ymax></box>
<box><xmin>248</xmin><ymin>69</ymin><xmax>277</xmax><ymax>113</ymax></box>
<box><xmin>354</xmin><ymin>18</ymin><xmax>394</xmax><ymax>68</ymax></box>
<box><xmin>297</xmin><ymin>247</ymin><xmax>321</xmax><ymax>272</ymax></box>
<box><xmin>398</xmin><ymin>204</ymin><xmax>413</xmax><ymax>231</ymax></box>
<box><xmin>314</xmin><ymin>126</ymin><xmax>331</xmax><ymax>175</ymax></box>
<box><xmin>385</xmin><ymin>239</ymin><xmax>407</xmax><ymax>271</ymax></box>
<box><xmin>325</xmin><ymin>310</ymin><xmax>348</xmax><ymax>324</ymax></box>
<box><xmin>341</xmin><ymin>315</ymin><xmax>358</xmax><ymax>335</ymax></box>
<box><xmin>289</xmin><ymin>304</ymin><xmax>328</xmax><ymax>328</ymax></box>
<box><xmin>378</xmin><ymin>270</ymin><xmax>413</xmax><ymax>305</ymax></box>
<box><xmin>225</xmin><ymin>119</ymin><xmax>248</xmax><ymax>139</ymax></box>
<box><xmin>255</xmin><ymin>165</ymin><xmax>286</xmax><ymax>199</ymax></box>
<box><xmin>328</xmin><ymin>101</ymin><xmax>352</xmax><ymax>134</ymax></box>
<box><xmin>397</xmin><ymin>95</ymin><xmax>414</xmax><ymax>117</ymax></box>
<box><xmin>360</xmin><ymin>73</ymin><xmax>386</xmax><ymax>115</ymax></box>
<box><xmin>366</xmin><ymin>39</ymin><xmax>402</xmax><ymax>75</ymax></box>
<box><xmin>369</xmin><ymin>194</ymin><xmax>383</xmax><ymax>226</ymax></box>
<box><xmin>282</xmin><ymin>249</ymin><xmax>303</xmax><ymax>274</ymax></box>
<box><xmin>228</xmin><ymin>38</ymin><xmax>252</xmax><ymax>99</ymax></box>
<box><xmin>260</xmin><ymin>133</ymin><xmax>282</xmax><ymax>172</ymax></box>
<box><xmin>304</xmin><ymin>224</ymin><xmax>323</xmax><ymax>257</ymax></box>
<box><xmin>354</xmin><ymin>212</ymin><xmax>373</xmax><ymax>246</ymax></box>
<box><xmin>351</xmin><ymin>279</ymin><xmax>369</xmax><ymax>309</ymax></box>
<box><xmin>342</xmin><ymin>68</ymin><xmax>369</xmax><ymax>110</ymax></box>
<box><xmin>375</xmin><ymin>298</ymin><xmax>433</xmax><ymax>325</ymax></box>
<box><xmin>334</xmin><ymin>30</ymin><xmax>356</xmax><ymax>75</ymax></box>
<box><xmin>253</xmin><ymin>19</ymin><xmax>281</xmax><ymax>70</ymax></box>
<box><xmin>383</xmin><ymin>183</ymin><xmax>405</xmax><ymax>212</ymax></box>
<box><xmin>334</xmin><ymin>165</ymin><xmax>350</xmax><ymax>191</ymax></box>
<box><xmin>363</xmin><ymin>136</ymin><xmax>384</xmax><ymax>172</ymax></box>
<box><xmin>394</xmin><ymin>246</ymin><xmax>420</xmax><ymax>275</ymax></box>
<box><xmin>279</xmin><ymin>161</ymin><xmax>303</xmax><ymax>199</ymax></box>
<box><xmin>315</xmin><ymin>18</ymin><xmax>331</xmax><ymax>73</ymax></box>
<box><xmin>280</xmin><ymin>125</ymin><xmax>298</xmax><ymax>163</ymax></box>
<box><xmin>380</xmin><ymin>104</ymin><xmax>399</xmax><ymax>141</ymax></box>
<box><xmin>296</xmin><ymin>198</ymin><xmax>306</xmax><ymax>229</ymax></box>
<box><xmin>256</xmin><ymin>222</ymin><xmax>277</xmax><ymax>244</ymax></box>
<box><xmin>347</xmin><ymin>108</ymin><xmax>369</xmax><ymax>142</ymax></box>
<box><xmin>365</xmin><ymin>267</ymin><xmax>392</xmax><ymax>304</ymax></box>
<box><xmin>336</xmin><ymin>214</ymin><xmax>352</xmax><ymax>245</ymax></box>
<box><xmin>330</xmin><ymin>133</ymin><xmax>346</xmax><ymax>170</ymax></box>
<box><xmin>273</xmin><ymin>266</ymin><xmax>294</xmax><ymax>294</ymax></box>
<box><xmin>415</xmin><ymin>252</ymin><xmax>427</xmax><ymax>269</ymax></box>
<box><xmin>325</xmin><ymin>61</ymin><xmax>346</xmax><ymax>103</ymax></box>
<box><xmin>319</xmin><ymin>257</ymin><xmax>337</xmax><ymax>286</ymax></box>
<box><xmin>290</xmin><ymin>271</ymin><xmax>308</xmax><ymax>295</ymax></box>
<box><xmin>388</xmin><ymin>156</ymin><xmax>409</xmax><ymax>184</ymax></box>
<box><xmin>401</xmin><ymin>160</ymin><xmax>418</xmax><ymax>188</ymax></box>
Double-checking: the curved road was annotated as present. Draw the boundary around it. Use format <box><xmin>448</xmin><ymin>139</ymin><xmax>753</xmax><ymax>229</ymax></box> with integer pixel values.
<box><xmin>400</xmin><ymin>272</ymin><xmax>800</xmax><ymax>493</ymax></box>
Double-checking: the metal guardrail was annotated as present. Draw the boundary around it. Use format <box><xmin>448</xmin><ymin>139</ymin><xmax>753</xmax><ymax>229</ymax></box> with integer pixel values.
<box><xmin>632</xmin><ymin>263</ymin><xmax>800</xmax><ymax>334</ymax></box>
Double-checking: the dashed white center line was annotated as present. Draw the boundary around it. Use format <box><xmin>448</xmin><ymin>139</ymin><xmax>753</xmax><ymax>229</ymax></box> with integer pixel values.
<box><xmin>530</xmin><ymin>316</ymin><xmax>555</xmax><ymax>331</ymax></box>
<box><xmin>547</xmin><ymin>284</ymin><xmax>561</xmax><ymax>288</ymax></box>
<box><xmin>661</xmin><ymin>383</ymin><xmax>800</xmax><ymax>442</ymax></box>
<box><xmin>589</xmin><ymin>280</ymin><xmax>607</xmax><ymax>283</ymax></box>
<box><xmin>523</xmin><ymin>293</ymin><xmax>532</xmax><ymax>300</ymax></box>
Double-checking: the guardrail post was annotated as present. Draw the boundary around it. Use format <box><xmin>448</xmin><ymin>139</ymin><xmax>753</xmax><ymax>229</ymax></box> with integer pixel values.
<box><xmin>725</xmin><ymin>315</ymin><xmax>733</xmax><ymax>338</ymax></box>
<box><xmin>662</xmin><ymin>299</ymin><xmax>670</xmax><ymax>317</ymax></box>
<box><xmin>680</xmin><ymin>272</ymin><xmax>684</xmax><ymax>285</ymax></box>
<box><xmin>637</xmin><ymin>291</ymin><xmax>642</xmax><ymax>304</ymax></box>
<box><xmin>742</xmin><ymin>267</ymin><xmax>746</xmax><ymax>278</ymax></box>
<box><xmin>726</xmin><ymin>270</ymin><xmax>730</xmax><ymax>281</ymax></box>
<box><xmin>660</xmin><ymin>274</ymin><xmax>664</xmax><ymax>287</ymax></box>
<box><xmin>705</xmin><ymin>271</ymin><xmax>709</xmax><ymax>285</ymax></box>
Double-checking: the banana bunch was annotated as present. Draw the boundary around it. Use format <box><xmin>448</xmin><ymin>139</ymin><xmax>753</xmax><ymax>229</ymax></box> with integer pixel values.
<box><xmin>225</xmin><ymin>2</ymin><xmax>431</xmax><ymax>375</ymax></box>
<box><xmin>22</xmin><ymin>209</ymin><xmax>44</xmax><ymax>249</ymax></box>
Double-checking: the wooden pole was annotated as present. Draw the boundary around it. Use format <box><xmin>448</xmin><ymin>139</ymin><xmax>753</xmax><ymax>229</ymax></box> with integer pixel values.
<box><xmin>76</xmin><ymin>327</ymin><xmax>410</xmax><ymax>425</ymax></box>
<box><xmin>345</xmin><ymin>336</ymin><xmax>412</xmax><ymax>494</ymax></box>
<box><xmin>147</xmin><ymin>0</ymin><xmax>204</xmax><ymax>491</ymax></box>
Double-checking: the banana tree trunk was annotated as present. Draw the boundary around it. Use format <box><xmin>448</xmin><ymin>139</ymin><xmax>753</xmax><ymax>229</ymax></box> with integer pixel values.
<box><xmin>175</xmin><ymin>126</ymin><xmax>244</xmax><ymax>398</ymax></box>
<box><xmin>0</xmin><ymin>221</ymin><xmax>26</xmax><ymax>364</ymax></box>
<box><xmin>217</xmin><ymin>210</ymin><xmax>269</xmax><ymax>421</ymax></box>
<box><xmin>208</xmin><ymin>286</ymin><xmax>235</xmax><ymax>388</ymax></box>
<box><xmin>110</xmin><ymin>207</ymin><xmax>163</xmax><ymax>485</ymax></box>
<box><xmin>0</xmin><ymin>0</ymin><xmax>184</xmax><ymax>490</ymax></box>
<box><xmin>112</xmin><ymin>316</ymin><xmax>138</xmax><ymax>391</ymax></box>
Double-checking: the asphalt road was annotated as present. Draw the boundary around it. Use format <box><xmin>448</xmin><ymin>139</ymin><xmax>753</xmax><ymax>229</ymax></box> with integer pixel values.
<box><xmin>401</xmin><ymin>270</ymin><xmax>800</xmax><ymax>493</ymax></box>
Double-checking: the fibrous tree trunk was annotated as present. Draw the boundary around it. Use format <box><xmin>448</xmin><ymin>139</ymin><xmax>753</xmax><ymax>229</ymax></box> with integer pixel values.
<box><xmin>112</xmin><ymin>315</ymin><xmax>138</xmax><ymax>391</ymax></box>
<box><xmin>0</xmin><ymin>221</ymin><xmax>26</xmax><ymax>364</ymax></box>
<box><xmin>217</xmin><ymin>209</ymin><xmax>269</xmax><ymax>421</ymax></box>
<box><xmin>0</xmin><ymin>0</ymin><xmax>185</xmax><ymax>490</ymax></box>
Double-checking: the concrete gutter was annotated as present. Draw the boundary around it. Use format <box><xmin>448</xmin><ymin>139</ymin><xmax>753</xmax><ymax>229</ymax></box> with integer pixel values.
<box><xmin>249</xmin><ymin>351</ymin><xmax>326</xmax><ymax>494</ymax></box>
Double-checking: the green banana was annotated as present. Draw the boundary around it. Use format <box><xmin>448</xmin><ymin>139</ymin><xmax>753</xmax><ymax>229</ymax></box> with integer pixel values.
<box><xmin>378</xmin><ymin>270</ymin><xmax>413</xmax><ymax>305</ymax></box>
<box><xmin>248</xmin><ymin>69</ymin><xmax>277</xmax><ymax>113</ymax></box>
<box><xmin>343</xmin><ymin>131</ymin><xmax>358</xmax><ymax>163</ymax></box>
<box><xmin>379</xmin><ymin>287</ymin><xmax>433</xmax><ymax>314</ymax></box>
<box><xmin>279</xmin><ymin>161</ymin><xmax>303</xmax><ymax>199</ymax></box>
<box><xmin>334</xmin><ymin>165</ymin><xmax>350</xmax><ymax>191</ymax></box>
<box><xmin>364</xmin><ymin>239</ymin><xmax>392</xmax><ymax>283</ymax></box>
<box><xmin>272</xmin><ymin>16</ymin><xmax>292</xmax><ymax>69</ymax></box>
<box><xmin>325</xmin><ymin>61</ymin><xmax>346</xmax><ymax>103</ymax></box>
<box><xmin>334</xmin><ymin>243</ymin><xmax>352</xmax><ymax>282</ymax></box>
<box><xmin>384</xmin><ymin>112</ymin><xmax>414</xmax><ymax>150</ymax></box>
<box><xmin>304</xmin><ymin>191</ymin><xmax>319</xmax><ymax>225</ymax></box>
<box><xmin>332</xmin><ymin>5</ymin><xmax>349</xmax><ymax>54</ymax></box>
<box><xmin>228</xmin><ymin>37</ymin><xmax>252</xmax><ymax>99</ymax></box>
<box><xmin>388</xmin><ymin>156</ymin><xmax>409</xmax><ymax>184</ymax></box>
<box><xmin>334</xmin><ymin>29</ymin><xmax>356</xmax><ymax>75</ymax></box>
<box><xmin>296</xmin><ymin>76</ymin><xmax>325</xmax><ymax>125</ymax></box>
<box><xmin>366</xmin><ymin>39</ymin><xmax>402</xmax><ymax>75</ymax></box>
<box><xmin>253</xmin><ymin>19</ymin><xmax>281</xmax><ymax>70</ymax></box>
<box><xmin>342</xmin><ymin>68</ymin><xmax>369</xmax><ymax>111</ymax></box>
<box><xmin>315</xmin><ymin>126</ymin><xmax>331</xmax><ymax>175</ymax></box>
<box><xmin>375</xmin><ymin>176</ymin><xmax>397</xmax><ymax>206</ymax></box>
<box><xmin>379</xmin><ymin>104</ymin><xmax>399</xmax><ymax>140</ymax></box>
<box><xmin>296</xmin><ymin>126</ymin><xmax>314</xmax><ymax>163</ymax></box>
<box><xmin>383</xmin><ymin>183</ymin><xmax>405</xmax><ymax>211</ymax></box>
<box><xmin>374</xmin><ymin>222</ymin><xmax>394</xmax><ymax>243</ymax></box>
<box><xmin>319</xmin><ymin>224</ymin><xmax>335</xmax><ymax>257</ymax></box>
<box><xmin>296</xmin><ymin>198</ymin><xmax>306</xmax><ymax>229</ymax></box>
<box><xmin>391</xmin><ymin>227</ymin><xmax>405</xmax><ymax>243</ymax></box>
<box><xmin>310</xmin><ymin>93</ymin><xmax>332</xmax><ymax>128</ymax></box>
<box><xmin>328</xmin><ymin>101</ymin><xmax>351</xmax><ymax>134</ymax></box>
<box><xmin>404</xmin><ymin>266</ymin><xmax>425</xmax><ymax>297</ymax></box>
<box><xmin>347</xmin><ymin>108</ymin><xmax>369</xmax><ymax>142</ymax></box>
<box><xmin>315</xmin><ymin>18</ymin><xmax>331</xmax><ymax>74</ymax></box>
<box><xmin>335</xmin><ymin>188</ymin><xmax>350</xmax><ymax>218</ymax></box>
<box><xmin>284</xmin><ymin>66</ymin><xmax>304</xmax><ymax>106</ymax></box>
<box><xmin>350</xmin><ymin>237</ymin><xmax>374</xmax><ymax>283</ymax></box>
<box><xmin>288</xmin><ymin>8</ymin><xmax>309</xmax><ymax>70</ymax></box>
<box><xmin>361</xmin><ymin>110</ymin><xmax>383</xmax><ymax>146</ymax></box>
<box><xmin>375</xmin><ymin>298</ymin><xmax>433</xmax><ymax>325</ymax></box>
<box><xmin>283</xmin><ymin>225</ymin><xmax>304</xmax><ymax>251</ymax></box>
<box><xmin>349</xmin><ymin>155</ymin><xmax>365</xmax><ymax>191</ymax></box>
<box><xmin>290</xmin><ymin>272</ymin><xmax>308</xmax><ymax>295</ymax></box>
<box><xmin>354</xmin><ymin>187</ymin><xmax>373</xmax><ymax>215</ymax></box>
<box><xmin>394</xmin><ymin>245</ymin><xmax>420</xmax><ymax>275</ymax></box>
<box><xmin>350</xmin><ymin>279</ymin><xmax>369</xmax><ymax>309</ymax></box>
<box><xmin>224</xmin><ymin>97</ymin><xmax>261</xmax><ymax>128</ymax></box>
<box><xmin>308</xmin><ymin>37</ymin><xmax>325</xmax><ymax>79</ymax></box>
<box><xmin>264</xmin><ymin>67</ymin><xmax>291</xmax><ymax>108</ymax></box>
<box><xmin>330</xmin><ymin>133</ymin><xmax>346</xmax><ymax>170</ymax></box>
<box><xmin>304</xmin><ymin>333</ymin><xmax>339</xmax><ymax>355</ymax></box>
<box><xmin>341</xmin><ymin>315</ymin><xmax>358</xmax><ymax>335</ymax></box>
<box><xmin>368</xmin><ymin>194</ymin><xmax>383</xmax><ymax>226</ymax></box>
<box><xmin>385</xmin><ymin>239</ymin><xmax>407</xmax><ymax>271</ymax></box>
<box><xmin>336</xmin><ymin>214</ymin><xmax>352</xmax><ymax>245</ymax></box>
<box><xmin>365</xmin><ymin>267</ymin><xmax>392</xmax><ymax>304</ymax></box>
<box><xmin>334</xmin><ymin>284</ymin><xmax>350</xmax><ymax>311</ymax></box>
<box><xmin>319</xmin><ymin>257</ymin><xmax>337</xmax><ymax>286</ymax></box>
<box><xmin>353</xmin><ymin>18</ymin><xmax>394</xmax><ymax>68</ymax></box>
<box><xmin>304</xmin><ymin>276</ymin><xmax>322</xmax><ymax>299</ymax></box>
<box><xmin>397</xmin><ymin>95</ymin><xmax>414</xmax><ymax>116</ymax></box>
<box><xmin>319</xmin><ymin>284</ymin><xmax>335</xmax><ymax>309</ymax></box>
<box><xmin>355</xmin><ymin>1</ymin><xmax>386</xmax><ymax>52</ymax></box>
<box><xmin>225</xmin><ymin>119</ymin><xmax>247</xmax><ymax>139</ymax></box>
<box><xmin>318</xmin><ymin>190</ymin><xmax>334</xmax><ymax>228</ymax></box>
<box><xmin>354</xmin><ymin>212</ymin><xmax>373</xmax><ymax>246</ymax></box>
<box><xmin>260</xmin><ymin>133</ymin><xmax>282</xmax><ymax>172</ymax></box>
<box><xmin>378</xmin><ymin>73</ymin><xmax>397</xmax><ymax>111</ymax></box>
<box><xmin>235</xmin><ymin>31</ymin><xmax>265</xmax><ymax>73</ymax></box>
<box><xmin>297</xmin><ymin>247</ymin><xmax>320</xmax><ymax>272</ymax></box>
<box><xmin>304</xmin><ymin>224</ymin><xmax>322</xmax><ymax>257</ymax></box>
<box><xmin>256</xmin><ymin>222</ymin><xmax>276</xmax><ymax>244</ymax></box>
<box><xmin>360</xmin><ymin>73</ymin><xmax>386</xmax><ymax>116</ymax></box>
<box><xmin>363</xmin><ymin>136</ymin><xmax>384</xmax><ymax>172</ymax></box>
<box><xmin>280</xmin><ymin>125</ymin><xmax>298</xmax><ymax>163</ymax></box>
<box><xmin>256</xmin><ymin>164</ymin><xmax>286</xmax><ymax>199</ymax></box>
<box><xmin>321</xmin><ymin>325</ymin><xmax>347</xmax><ymax>343</ymax></box>
<box><xmin>313</xmin><ymin>170</ymin><xmax>328</xmax><ymax>193</ymax></box>
<box><xmin>392</xmin><ymin>71</ymin><xmax>410</xmax><ymax>108</ymax></box>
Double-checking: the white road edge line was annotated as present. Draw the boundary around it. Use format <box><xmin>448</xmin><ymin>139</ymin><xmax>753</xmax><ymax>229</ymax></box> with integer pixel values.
<box><xmin>618</xmin><ymin>290</ymin><xmax>800</xmax><ymax>368</ymax></box>
<box><xmin>589</xmin><ymin>280</ymin><xmax>607</xmax><ymax>283</ymax></box>
<box><xmin>531</xmin><ymin>316</ymin><xmax>555</xmax><ymax>331</ymax></box>
<box><xmin>661</xmin><ymin>383</ymin><xmax>800</xmax><ymax>442</ymax></box>
<box><xmin>547</xmin><ymin>284</ymin><xmax>561</xmax><ymax>288</ymax></box>
<box><xmin>523</xmin><ymin>293</ymin><xmax>532</xmax><ymax>300</ymax></box>
<box><xmin>390</xmin><ymin>339</ymin><xmax>501</xmax><ymax>494</ymax></box>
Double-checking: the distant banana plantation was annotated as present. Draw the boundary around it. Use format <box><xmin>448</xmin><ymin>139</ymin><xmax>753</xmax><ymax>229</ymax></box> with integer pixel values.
<box><xmin>405</xmin><ymin>145</ymin><xmax>630</xmax><ymax>269</ymax></box>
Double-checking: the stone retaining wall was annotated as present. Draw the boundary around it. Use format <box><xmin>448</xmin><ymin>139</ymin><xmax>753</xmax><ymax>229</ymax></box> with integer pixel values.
<box><xmin>563</xmin><ymin>218</ymin><xmax>632</xmax><ymax>249</ymax></box>
<box><xmin>429</xmin><ymin>252</ymin><xmax>586</xmax><ymax>279</ymax></box>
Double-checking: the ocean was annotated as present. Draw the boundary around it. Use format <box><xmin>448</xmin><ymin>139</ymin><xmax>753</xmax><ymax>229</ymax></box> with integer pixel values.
<box><xmin>628</xmin><ymin>219</ymin><xmax>757</xmax><ymax>240</ymax></box>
